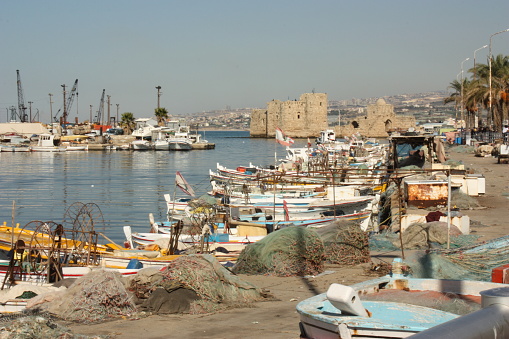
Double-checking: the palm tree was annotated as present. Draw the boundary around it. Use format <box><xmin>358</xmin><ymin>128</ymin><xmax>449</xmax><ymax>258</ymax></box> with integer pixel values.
<box><xmin>121</xmin><ymin>112</ymin><xmax>136</xmax><ymax>134</ymax></box>
<box><xmin>154</xmin><ymin>107</ymin><xmax>169</xmax><ymax>126</ymax></box>
<box><xmin>468</xmin><ymin>54</ymin><xmax>509</xmax><ymax>130</ymax></box>
<box><xmin>489</xmin><ymin>55</ymin><xmax>509</xmax><ymax>130</ymax></box>
<box><xmin>448</xmin><ymin>54</ymin><xmax>509</xmax><ymax>131</ymax></box>
<box><xmin>444</xmin><ymin>79</ymin><xmax>462</xmax><ymax>126</ymax></box>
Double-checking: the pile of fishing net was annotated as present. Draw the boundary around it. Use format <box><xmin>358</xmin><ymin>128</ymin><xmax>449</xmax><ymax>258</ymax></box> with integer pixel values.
<box><xmin>450</xmin><ymin>190</ymin><xmax>481</xmax><ymax>209</ymax></box>
<box><xmin>404</xmin><ymin>251</ymin><xmax>484</xmax><ymax>280</ymax></box>
<box><xmin>0</xmin><ymin>312</ymin><xmax>102</xmax><ymax>338</ymax></box>
<box><xmin>392</xmin><ymin>221</ymin><xmax>462</xmax><ymax>249</ymax></box>
<box><xmin>450</xmin><ymin>145</ymin><xmax>475</xmax><ymax>154</ymax></box>
<box><xmin>369</xmin><ymin>231</ymin><xmax>479</xmax><ymax>251</ymax></box>
<box><xmin>232</xmin><ymin>226</ymin><xmax>325</xmax><ymax>276</ymax></box>
<box><xmin>312</xmin><ymin>220</ymin><xmax>370</xmax><ymax>265</ymax></box>
<box><xmin>27</xmin><ymin>270</ymin><xmax>136</xmax><ymax>323</ymax></box>
<box><xmin>130</xmin><ymin>254</ymin><xmax>266</xmax><ymax>314</ymax></box>
<box><xmin>404</xmin><ymin>235</ymin><xmax>509</xmax><ymax>282</ymax></box>
<box><xmin>361</xmin><ymin>289</ymin><xmax>481</xmax><ymax>315</ymax></box>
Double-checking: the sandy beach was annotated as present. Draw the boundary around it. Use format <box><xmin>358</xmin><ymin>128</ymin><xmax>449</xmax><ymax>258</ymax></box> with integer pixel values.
<box><xmin>64</xmin><ymin>146</ymin><xmax>508</xmax><ymax>339</ymax></box>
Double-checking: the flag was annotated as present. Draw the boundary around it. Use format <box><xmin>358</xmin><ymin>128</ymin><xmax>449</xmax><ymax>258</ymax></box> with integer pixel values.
<box><xmin>275</xmin><ymin>127</ymin><xmax>295</xmax><ymax>146</ymax></box>
<box><xmin>283</xmin><ymin>200</ymin><xmax>290</xmax><ymax>221</ymax></box>
<box><xmin>175</xmin><ymin>171</ymin><xmax>195</xmax><ymax>196</ymax></box>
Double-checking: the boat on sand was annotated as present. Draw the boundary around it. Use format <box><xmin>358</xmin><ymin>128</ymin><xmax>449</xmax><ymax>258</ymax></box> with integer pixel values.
<box><xmin>297</xmin><ymin>272</ymin><xmax>509</xmax><ymax>339</ymax></box>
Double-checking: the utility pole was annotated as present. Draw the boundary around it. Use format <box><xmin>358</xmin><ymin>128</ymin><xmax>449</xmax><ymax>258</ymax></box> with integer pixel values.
<box><xmin>49</xmin><ymin>94</ymin><xmax>53</xmax><ymax>123</ymax></box>
<box><xmin>107</xmin><ymin>95</ymin><xmax>111</xmax><ymax>126</ymax></box>
<box><xmin>61</xmin><ymin>84</ymin><xmax>67</xmax><ymax>124</ymax></box>
<box><xmin>156</xmin><ymin>86</ymin><xmax>162</xmax><ymax>109</ymax></box>
<box><xmin>116</xmin><ymin>104</ymin><xmax>119</xmax><ymax>126</ymax></box>
<box><xmin>89</xmin><ymin>105</ymin><xmax>93</xmax><ymax>124</ymax></box>
<box><xmin>28</xmin><ymin>101</ymin><xmax>33</xmax><ymax>122</ymax></box>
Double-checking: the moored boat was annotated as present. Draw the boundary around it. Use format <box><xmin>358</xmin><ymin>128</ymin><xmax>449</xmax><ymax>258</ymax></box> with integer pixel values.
<box><xmin>31</xmin><ymin>134</ymin><xmax>66</xmax><ymax>152</ymax></box>
<box><xmin>168</xmin><ymin>138</ymin><xmax>193</xmax><ymax>151</ymax></box>
<box><xmin>297</xmin><ymin>274</ymin><xmax>509</xmax><ymax>339</ymax></box>
<box><xmin>131</xmin><ymin>139</ymin><xmax>154</xmax><ymax>150</ymax></box>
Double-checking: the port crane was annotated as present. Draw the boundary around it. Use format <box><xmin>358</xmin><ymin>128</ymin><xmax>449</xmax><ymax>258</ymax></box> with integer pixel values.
<box><xmin>16</xmin><ymin>70</ymin><xmax>28</xmax><ymax>122</ymax></box>
<box><xmin>96</xmin><ymin>89</ymin><xmax>105</xmax><ymax>124</ymax></box>
<box><xmin>54</xmin><ymin>79</ymin><xmax>78</xmax><ymax>124</ymax></box>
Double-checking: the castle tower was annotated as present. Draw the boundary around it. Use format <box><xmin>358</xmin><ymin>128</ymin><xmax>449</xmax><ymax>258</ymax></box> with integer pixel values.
<box><xmin>250</xmin><ymin>93</ymin><xmax>328</xmax><ymax>138</ymax></box>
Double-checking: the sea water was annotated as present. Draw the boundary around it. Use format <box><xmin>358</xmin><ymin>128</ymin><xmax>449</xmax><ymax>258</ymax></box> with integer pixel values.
<box><xmin>0</xmin><ymin>131</ymin><xmax>306</xmax><ymax>244</ymax></box>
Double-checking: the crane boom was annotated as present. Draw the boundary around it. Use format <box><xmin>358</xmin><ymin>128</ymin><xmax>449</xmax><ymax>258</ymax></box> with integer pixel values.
<box><xmin>53</xmin><ymin>79</ymin><xmax>79</xmax><ymax>123</ymax></box>
<box><xmin>96</xmin><ymin>89</ymin><xmax>105</xmax><ymax>124</ymax></box>
<box><xmin>16</xmin><ymin>70</ymin><xmax>28</xmax><ymax>122</ymax></box>
<box><xmin>64</xmin><ymin>79</ymin><xmax>78</xmax><ymax>123</ymax></box>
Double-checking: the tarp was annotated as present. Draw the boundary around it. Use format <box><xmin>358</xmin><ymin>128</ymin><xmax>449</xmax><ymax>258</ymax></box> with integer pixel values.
<box><xmin>0</xmin><ymin>122</ymin><xmax>49</xmax><ymax>136</ymax></box>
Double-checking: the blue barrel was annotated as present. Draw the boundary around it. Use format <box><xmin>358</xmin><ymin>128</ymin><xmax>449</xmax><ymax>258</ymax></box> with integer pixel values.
<box><xmin>126</xmin><ymin>258</ymin><xmax>143</xmax><ymax>269</ymax></box>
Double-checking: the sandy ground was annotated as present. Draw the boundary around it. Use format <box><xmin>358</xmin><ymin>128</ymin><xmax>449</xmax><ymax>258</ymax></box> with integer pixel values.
<box><xmin>65</xmin><ymin>146</ymin><xmax>509</xmax><ymax>339</ymax></box>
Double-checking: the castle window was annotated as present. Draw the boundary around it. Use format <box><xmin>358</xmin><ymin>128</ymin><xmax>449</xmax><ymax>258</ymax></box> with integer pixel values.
<box><xmin>298</xmin><ymin>115</ymin><xmax>300</xmax><ymax>119</ymax></box>
<box><xmin>352</xmin><ymin>121</ymin><xmax>359</xmax><ymax>128</ymax></box>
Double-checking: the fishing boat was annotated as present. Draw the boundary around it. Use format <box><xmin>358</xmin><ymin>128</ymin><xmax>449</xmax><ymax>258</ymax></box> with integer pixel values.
<box><xmin>0</xmin><ymin>218</ymin><xmax>146</xmax><ymax>289</ymax></box>
<box><xmin>297</xmin><ymin>271</ymin><xmax>509</xmax><ymax>338</ymax></box>
<box><xmin>65</xmin><ymin>144</ymin><xmax>88</xmax><ymax>151</ymax></box>
<box><xmin>0</xmin><ymin>145</ymin><xmax>31</xmax><ymax>152</ymax></box>
<box><xmin>31</xmin><ymin>134</ymin><xmax>66</xmax><ymax>152</ymax></box>
<box><xmin>131</xmin><ymin>139</ymin><xmax>154</xmax><ymax>150</ymax></box>
<box><xmin>0</xmin><ymin>259</ymin><xmax>139</xmax><ymax>285</ymax></box>
<box><xmin>126</xmin><ymin>225</ymin><xmax>264</xmax><ymax>251</ymax></box>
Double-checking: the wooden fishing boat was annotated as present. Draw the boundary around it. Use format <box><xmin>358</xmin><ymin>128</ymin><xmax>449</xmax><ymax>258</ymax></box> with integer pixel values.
<box><xmin>31</xmin><ymin>134</ymin><xmax>66</xmax><ymax>152</ymax></box>
<box><xmin>297</xmin><ymin>274</ymin><xmax>508</xmax><ymax>339</ymax></box>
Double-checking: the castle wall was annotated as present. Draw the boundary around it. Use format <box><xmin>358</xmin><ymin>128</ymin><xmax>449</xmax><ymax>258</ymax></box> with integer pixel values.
<box><xmin>336</xmin><ymin>99</ymin><xmax>416</xmax><ymax>138</ymax></box>
<box><xmin>250</xmin><ymin>109</ymin><xmax>268</xmax><ymax>137</ymax></box>
<box><xmin>250</xmin><ymin>93</ymin><xmax>328</xmax><ymax>138</ymax></box>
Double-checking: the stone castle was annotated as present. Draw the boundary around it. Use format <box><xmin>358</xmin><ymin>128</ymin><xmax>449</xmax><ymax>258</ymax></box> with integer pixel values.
<box><xmin>250</xmin><ymin>94</ymin><xmax>416</xmax><ymax>138</ymax></box>
<box><xmin>250</xmin><ymin>93</ymin><xmax>328</xmax><ymax>138</ymax></box>
<box><xmin>337</xmin><ymin>98</ymin><xmax>416</xmax><ymax>138</ymax></box>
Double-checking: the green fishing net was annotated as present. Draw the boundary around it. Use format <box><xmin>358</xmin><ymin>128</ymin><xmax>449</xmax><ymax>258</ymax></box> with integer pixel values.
<box><xmin>232</xmin><ymin>226</ymin><xmax>325</xmax><ymax>276</ymax></box>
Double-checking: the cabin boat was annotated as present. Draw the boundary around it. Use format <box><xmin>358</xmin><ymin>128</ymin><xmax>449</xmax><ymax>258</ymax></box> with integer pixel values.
<box><xmin>31</xmin><ymin>134</ymin><xmax>66</xmax><ymax>152</ymax></box>
<box><xmin>131</xmin><ymin>139</ymin><xmax>154</xmax><ymax>150</ymax></box>
<box><xmin>131</xmin><ymin>118</ymin><xmax>159</xmax><ymax>138</ymax></box>
<box><xmin>168</xmin><ymin>138</ymin><xmax>193</xmax><ymax>151</ymax></box>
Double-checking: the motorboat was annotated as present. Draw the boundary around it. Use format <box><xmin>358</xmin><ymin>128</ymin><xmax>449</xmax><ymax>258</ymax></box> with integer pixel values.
<box><xmin>131</xmin><ymin>139</ymin><xmax>154</xmax><ymax>150</ymax></box>
<box><xmin>168</xmin><ymin>138</ymin><xmax>193</xmax><ymax>151</ymax></box>
<box><xmin>31</xmin><ymin>134</ymin><xmax>66</xmax><ymax>152</ymax></box>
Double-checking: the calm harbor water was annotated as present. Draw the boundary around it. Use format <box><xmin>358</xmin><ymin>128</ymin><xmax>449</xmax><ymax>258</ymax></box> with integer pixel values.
<box><xmin>0</xmin><ymin>131</ymin><xmax>306</xmax><ymax>244</ymax></box>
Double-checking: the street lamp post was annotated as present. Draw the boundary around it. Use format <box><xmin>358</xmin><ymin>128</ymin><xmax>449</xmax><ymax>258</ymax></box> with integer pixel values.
<box><xmin>28</xmin><ymin>101</ymin><xmax>33</xmax><ymax>122</ymax></box>
<box><xmin>460</xmin><ymin>57</ymin><xmax>470</xmax><ymax>130</ymax></box>
<box><xmin>156</xmin><ymin>86</ymin><xmax>162</xmax><ymax>109</ymax></box>
<box><xmin>116</xmin><ymin>104</ymin><xmax>119</xmax><ymax>126</ymax></box>
<box><xmin>48</xmin><ymin>94</ymin><xmax>53</xmax><ymax>123</ymax></box>
<box><xmin>473</xmin><ymin>45</ymin><xmax>488</xmax><ymax>80</ymax></box>
<box><xmin>488</xmin><ymin>28</ymin><xmax>509</xmax><ymax>129</ymax></box>
<box><xmin>473</xmin><ymin>45</ymin><xmax>487</xmax><ymax>128</ymax></box>
<box><xmin>455</xmin><ymin>72</ymin><xmax>461</xmax><ymax>128</ymax></box>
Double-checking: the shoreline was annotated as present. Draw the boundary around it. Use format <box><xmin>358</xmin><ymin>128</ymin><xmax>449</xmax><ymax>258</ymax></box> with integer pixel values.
<box><xmin>64</xmin><ymin>147</ymin><xmax>509</xmax><ymax>338</ymax></box>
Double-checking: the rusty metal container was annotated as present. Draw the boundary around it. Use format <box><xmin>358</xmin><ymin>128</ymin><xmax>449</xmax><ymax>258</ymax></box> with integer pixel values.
<box><xmin>405</xmin><ymin>180</ymin><xmax>448</xmax><ymax>208</ymax></box>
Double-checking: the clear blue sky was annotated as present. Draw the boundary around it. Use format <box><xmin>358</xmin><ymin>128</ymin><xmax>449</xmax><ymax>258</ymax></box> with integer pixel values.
<box><xmin>1</xmin><ymin>0</ymin><xmax>508</xmax><ymax>123</ymax></box>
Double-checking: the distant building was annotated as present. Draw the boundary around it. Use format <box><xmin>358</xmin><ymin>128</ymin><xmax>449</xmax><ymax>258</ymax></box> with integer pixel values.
<box><xmin>250</xmin><ymin>93</ymin><xmax>328</xmax><ymax>138</ymax></box>
<box><xmin>337</xmin><ymin>98</ymin><xmax>416</xmax><ymax>138</ymax></box>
